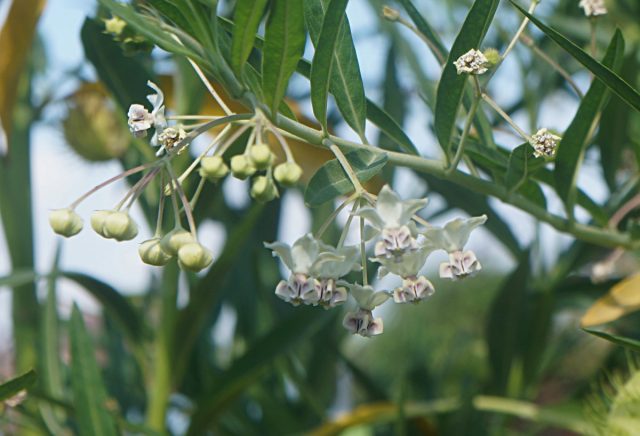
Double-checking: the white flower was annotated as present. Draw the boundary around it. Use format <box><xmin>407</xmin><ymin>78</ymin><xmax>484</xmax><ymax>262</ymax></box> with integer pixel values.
<box><xmin>530</xmin><ymin>128</ymin><xmax>561</xmax><ymax>158</ymax></box>
<box><xmin>439</xmin><ymin>250</ymin><xmax>482</xmax><ymax>280</ymax></box>
<box><xmin>454</xmin><ymin>49</ymin><xmax>489</xmax><ymax>75</ymax></box>
<box><xmin>393</xmin><ymin>276</ymin><xmax>435</xmax><ymax>303</ymax></box>
<box><xmin>275</xmin><ymin>273</ymin><xmax>319</xmax><ymax>306</ymax></box>
<box><xmin>579</xmin><ymin>0</ymin><xmax>607</xmax><ymax>17</ymax></box>
<box><xmin>311</xmin><ymin>243</ymin><xmax>360</xmax><ymax>279</ymax></box>
<box><xmin>342</xmin><ymin>309</ymin><xmax>384</xmax><ymax>337</ymax></box>
<box><xmin>127</xmin><ymin>104</ymin><xmax>153</xmax><ymax>137</ymax></box>
<box><xmin>374</xmin><ymin>226</ymin><xmax>418</xmax><ymax>259</ymax></box>
<box><xmin>371</xmin><ymin>245</ymin><xmax>434</xmax><ymax>278</ymax></box>
<box><xmin>265</xmin><ymin>234</ymin><xmax>341</xmax><ymax>276</ymax></box>
<box><xmin>315</xmin><ymin>278</ymin><xmax>348</xmax><ymax>308</ymax></box>
<box><xmin>346</xmin><ymin>283</ymin><xmax>391</xmax><ymax>311</ymax></box>
<box><xmin>157</xmin><ymin>127</ymin><xmax>187</xmax><ymax>155</ymax></box>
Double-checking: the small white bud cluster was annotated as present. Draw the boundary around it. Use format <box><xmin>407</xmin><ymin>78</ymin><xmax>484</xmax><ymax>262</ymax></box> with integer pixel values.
<box><xmin>579</xmin><ymin>0</ymin><xmax>607</xmax><ymax>17</ymax></box>
<box><xmin>530</xmin><ymin>128</ymin><xmax>561</xmax><ymax>158</ymax></box>
<box><xmin>454</xmin><ymin>49</ymin><xmax>490</xmax><ymax>75</ymax></box>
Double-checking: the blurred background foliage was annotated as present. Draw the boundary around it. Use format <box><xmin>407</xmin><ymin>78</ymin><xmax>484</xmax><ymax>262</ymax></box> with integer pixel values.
<box><xmin>1</xmin><ymin>0</ymin><xmax>640</xmax><ymax>435</ymax></box>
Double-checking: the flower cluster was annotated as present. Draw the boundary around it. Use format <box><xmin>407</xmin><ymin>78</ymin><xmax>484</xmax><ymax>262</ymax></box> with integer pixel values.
<box><xmin>50</xmin><ymin>78</ymin><xmax>304</xmax><ymax>273</ymax></box>
<box><xmin>454</xmin><ymin>49</ymin><xmax>490</xmax><ymax>75</ymax></box>
<box><xmin>579</xmin><ymin>0</ymin><xmax>607</xmax><ymax>17</ymax></box>
<box><xmin>530</xmin><ymin>128</ymin><xmax>561</xmax><ymax>158</ymax></box>
<box><xmin>266</xmin><ymin>185</ymin><xmax>487</xmax><ymax>338</ymax></box>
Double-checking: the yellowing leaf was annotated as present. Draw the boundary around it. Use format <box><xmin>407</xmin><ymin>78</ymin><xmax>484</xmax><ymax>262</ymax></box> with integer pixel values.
<box><xmin>0</xmin><ymin>0</ymin><xmax>47</xmax><ymax>155</ymax></box>
<box><xmin>581</xmin><ymin>274</ymin><xmax>640</xmax><ymax>327</ymax></box>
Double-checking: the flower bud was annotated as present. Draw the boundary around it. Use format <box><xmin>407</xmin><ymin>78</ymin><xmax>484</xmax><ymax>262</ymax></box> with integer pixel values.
<box><xmin>250</xmin><ymin>176</ymin><xmax>278</xmax><ymax>203</ymax></box>
<box><xmin>104</xmin><ymin>16</ymin><xmax>126</xmax><ymax>36</ymax></box>
<box><xmin>103</xmin><ymin>211</ymin><xmax>138</xmax><ymax>241</ymax></box>
<box><xmin>230</xmin><ymin>155</ymin><xmax>256</xmax><ymax>180</ymax></box>
<box><xmin>90</xmin><ymin>210</ymin><xmax>113</xmax><ymax>238</ymax></box>
<box><xmin>273</xmin><ymin>162</ymin><xmax>302</xmax><ymax>187</ymax></box>
<box><xmin>199</xmin><ymin>156</ymin><xmax>229</xmax><ymax>180</ymax></box>
<box><xmin>139</xmin><ymin>238</ymin><xmax>172</xmax><ymax>266</ymax></box>
<box><xmin>382</xmin><ymin>6</ymin><xmax>400</xmax><ymax>21</ymax></box>
<box><xmin>483</xmin><ymin>48</ymin><xmax>501</xmax><ymax>66</ymax></box>
<box><xmin>178</xmin><ymin>242</ymin><xmax>213</xmax><ymax>272</ymax></box>
<box><xmin>49</xmin><ymin>209</ymin><xmax>83</xmax><ymax>238</ymax></box>
<box><xmin>249</xmin><ymin>144</ymin><xmax>274</xmax><ymax>170</ymax></box>
<box><xmin>160</xmin><ymin>228</ymin><xmax>195</xmax><ymax>255</ymax></box>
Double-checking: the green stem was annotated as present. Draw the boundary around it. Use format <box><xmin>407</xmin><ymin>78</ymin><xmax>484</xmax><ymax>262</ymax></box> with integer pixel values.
<box><xmin>360</xmin><ymin>209</ymin><xmax>368</xmax><ymax>286</ymax></box>
<box><xmin>316</xmin><ymin>192</ymin><xmax>359</xmax><ymax>239</ymax></box>
<box><xmin>481</xmin><ymin>93</ymin><xmax>531</xmax><ymax>141</ymax></box>
<box><xmin>338</xmin><ymin>201</ymin><xmax>359</xmax><ymax>248</ymax></box>
<box><xmin>269</xmin><ymin>109</ymin><xmax>638</xmax><ymax>250</ymax></box>
<box><xmin>328</xmin><ymin>142</ymin><xmax>365</xmax><ymax>194</ymax></box>
<box><xmin>447</xmin><ymin>85</ymin><xmax>480</xmax><ymax>174</ymax></box>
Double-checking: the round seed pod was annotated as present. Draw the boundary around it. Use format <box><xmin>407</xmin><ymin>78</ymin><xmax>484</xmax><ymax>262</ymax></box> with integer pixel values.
<box><xmin>230</xmin><ymin>155</ymin><xmax>256</xmax><ymax>180</ymax></box>
<box><xmin>250</xmin><ymin>176</ymin><xmax>278</xmax><ymax>203</ymax></box>
<box><xmin>248</xmin><ymin>144</ymin><xmax>274</xmax><ymax>170</ymax></box>
<box><xmin>199</xmin><ymin>156</ymin><xmax>229</xmax><ymax>180</ymax></box>
<box><xmin>273</xmin><ymin>162</ymin><xmax>302</xmax><ymax>187</ymax></box>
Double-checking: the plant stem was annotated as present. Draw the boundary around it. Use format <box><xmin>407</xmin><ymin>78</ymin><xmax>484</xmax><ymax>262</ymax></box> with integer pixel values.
<box><xmin>360</xmin><ymin>210</ymin><xmax>368</xmax><ymax>286</ymax></box>
<box><xmin>164</xmin><ymin>161</ymin><xmax>197</xmax><ymax>238</ymax></box>
<box><xmin>316</xmin><ymin>192</ymin><xmax>359</xmax><ymax>239</ymax></box>
<box><xmin>481</xmin><ymin>93</ymin><xmax>531</xmax><ymax>141</ymax></box>
<box><xmin>338</xmin><ymin>201</ymin><xmax>359</xmax><ymax>248</ymax></box>
<box><xmin>501</xmin><ymin>0</ymin><xmax>539</xmax><ymax>62</ymax></box>
<box><xmin>447</xmin><ymin>81</ymin><xmax>481</xmax><ymax>174</ymax></box>
<box><xmin>328</xmin><ymin>142</ymin><xmax>365</xmax><ymax>194</ymax></box>
<box><xmin>394</xmin><ymin>16</ymin><xmax>445</xmax><ymax>65</ymax></box>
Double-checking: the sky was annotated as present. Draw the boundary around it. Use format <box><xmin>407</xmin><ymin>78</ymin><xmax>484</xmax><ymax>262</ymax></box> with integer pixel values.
<box><xmin>0</xmin><ymin>0</ymin><xmax>607</xmax><ymax>358</ymax></box>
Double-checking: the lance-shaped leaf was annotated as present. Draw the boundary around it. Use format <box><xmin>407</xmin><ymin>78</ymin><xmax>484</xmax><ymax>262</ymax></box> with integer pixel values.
<box><xmin>510</xmin><ymin>0</ymin><xmax>640</xmax><ymax>113</ymax></box>
<box><xmin>555</xmin><ymin>30</ymin><xmax>624</xmax><ymax>216</ymax></box>
<box><xmin>262</xmin><ymin>0</ymin><xmax>306</xmax><ymax>115</ymax></box>
<box><xmin>231</xmin><ymin>0</ymin><xmax>269</xmax><ymax>74</ymax></box>
<box><xmin>305</xmin><ymin>0</ymin><xmax>367</xmax><ymax>141</ymax></box>
<box><xmin>434</xmin><ymin>0</ymin><xmax>499</xmax><ymax>153</ymax></box>
<box><xmin>584</xmin><ymin>329</ymin><xmax>640</xmax><ymax>353</ymax></box>
<box><xmin>304</xmin><ymin>149</ymin><xmax>388</xmax><ymax>206</ymax></box>
<box><xmin>70</xmin><ymin>305</ymin><xmax>118</xmax><ymax>436</ymax></box>
<box><xmin>0</xmin><ymin>370</ymin><xmax>36</xmax><ymax>402</ymax></box>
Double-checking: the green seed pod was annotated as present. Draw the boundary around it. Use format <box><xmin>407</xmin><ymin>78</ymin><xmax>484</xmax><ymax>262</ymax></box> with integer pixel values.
<box><xmin>249</xmin><ymin>144</ymin><xmax>274</xmax><ymax>170</ymax></box>
<box><xmin>49</xmin><ymin>209</ymin><xmax>83</xmax><ymax>238</ymax></box>
<box><xmin>160</xmin><ymin>228</ymin><xmax>195</xmax><ymax>256</ymax></box>
<box><xmin>199</xmin><ymin>156</ymin><xmax>229</xmax><ymax>180</ymax></box>
<box><xmin>273</xmin><ymin>162</ymin><xmax>302</xmax><ymax>187</ymax></box>
<box><xmin>178</xmin><ymin>242</ymin><xmax>214</xmax><ymax>272</ymax></box>
<box><xmin>90</xmin><ymin>210</ymin><xmax>113</xmax><ymax>238</ymax></box>
<box><xmin>103</xmin><ymin>211</ymin><xmax>138</xmax><ymax>241</ymax></box>
<box><xmin>139</xmin><ymin>238</ymin><xmax>172</xmax><ymax>266</ymax></box>
<box><xmin>230</xmin><ymin>155</ymin><xmax>256</xmax><ymax>180</ymax></box>
<box><xmin>250</xmin><ymin>176</ymin><xmax>278</xmax><ymax>203</ymax></box>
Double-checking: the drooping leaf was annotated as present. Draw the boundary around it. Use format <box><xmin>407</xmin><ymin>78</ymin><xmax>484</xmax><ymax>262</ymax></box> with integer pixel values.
<box><xmin>398</xmin><ymin>0</ymin><xmax>447</xmax><ymax>63</ymax></box>
<box><xmin>186</xmin><ymin>308</ymin><xmax>332</xmax><ymax>435</ymax></box>
<box><xmin>0</xmin><ymin>369</ymin><xmax>37</xmax><ymax>402</ymax></box>
<box><xmin>584</xmin><ymin>329</ymin><xmax>640</xmax><ymax>353</ymax></box>
<box><xmin>305</xmin><ymin>0</ymin><xmax>367</xmax><ymax>141</ymax></box>
<box><xmin>309</xmin><ymin>0</ymin><xmax>350</xmax><ymax>132</ymax></box>
<box><xmin>69</xmin><ymin>305</ymin><xmax>118</xmax><ymax>436</ymax></box>
<box><xmin>510</xmin><ymin>1</ymin><xmax>640</xmax><ymax>113</ymax></box>
<box><xmin>555</xmin><ymin>31</ymin><xmax>624</xmax><ymax>216</ymax></box>
<box><xmin>231</xmin><ymin>0</ymin><xmax>269</xmax><ymax>74</ymax></box>
<box><xmin>0</xmin><ymin>0</ymin><xmax>46</xmax><ymax>155</ymax></box>
<box><xmin>81</xmin><ymin>18</ymin><xmax>154</xmax><ymax>111</ymax></box>
<box><xmin>262</xmin><ymin>0</ymin><xmax>306</xmax><ymax>115</ymax></box>
<box><xmin>304</xmin><ymin>149</ymin><xmax>389</xmax><ymax>206</ymax></box>
<box><xmin>63</xmin><ymin>272</ymin><xmax>143</xmax><ymax>345</ymax></box>
<box><xmin>434</xmin><ymin>0</ymin><xmax>499</xmax><ymax>153</ymax></box>
<box><xmin>581</xmin><ymin>274</ymin><xmax>640</xmax><ymax>327</ymax></box>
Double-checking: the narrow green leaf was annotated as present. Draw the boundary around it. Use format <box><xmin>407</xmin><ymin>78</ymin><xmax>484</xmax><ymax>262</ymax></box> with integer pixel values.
<box><xmin>0</xmin><ymin>269</ymin><xmax>38</xmax><ymax>288</ymax></box>
<box><xmin>231</xmin><ymin>0</ymin><xmax>269</xmax><ymax>74</ymax></box>
<box><xmin>367</xmin><ymin>103</ymin><xmax>418</xmax><ymax>155</ymax></box>
<box><xmin>510</xmin><ymin>1</ymin><xmax>640</xmax><ymax>113</ymax></box>
<box><xmin>305</xmin><ymin>0</ymin><xmax>367</xmax><ymax>140</ymax></box>
<box><xmin>63</xmin><ymin>272</ymin><xmax>143</xmax><ymax>345</ymax></box>
<box><xmin>186</xmin><ymin>309</ymin><xmax>331</xmax><ymax>435</ymax></box>
<box><xmin>505</xmin><ymin>144</ymin><xmax>545</xmax><ymax>190</ymax></box>
<box><xmin>69</xmin><ymin>305</ymin><xmax>118</xmax><ymax>436</ymax></box>
<box><xmin>555</xmin><ymin>31</ymin><xmax>625</xmax><ymax>215</ymax></box>
<box><xmin>262</xmin><ymin>0</ymin><xmax>305</xmax><ymax>115</ymax></box>
<box><xmin>0</xmin><ymin>370</ymin><xmax>36</xmax><ymax>402</ymax></box>
<box><xmin>309</xmin><ymin>0</ymin><xmax>350</xmax><ymax>132</ymax></box>
<box><xmin>304</xmin><ymin>149</ymin><xmax>389</xmax><ymax>206</ymax></box>
<box><xmin>434</xmin><ymin>0</ymin><xmax>499</xmax><ymax>152</ymax></box>
<box><xmin>398</xmin><ymin>0</ymin><xmax>447</xmax><ymax>62</ymax></box>
<box><xmin>584</xmin><ymin>329</ymin><xmax>640</xmax><ymax>352</ymax></box>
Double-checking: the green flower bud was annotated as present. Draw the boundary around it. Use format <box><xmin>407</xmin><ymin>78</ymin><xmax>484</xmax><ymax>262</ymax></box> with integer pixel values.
<box><xmin>178</xmin><ymin>242</ymin><xmax>214</xmax><ymax>272</ymax></box>
<box><xmin>139</xmin><ymin>238</ymin><xmax>172</xmax><ymax>266</ymax></box>
<box><xmin>249</xmin><ymin>144</ymin><xmax>274</xmax><ymax>170</ymax></box>
<box><xmin>91</xmin><ymin>210</ymin><xmax>113</xmax><ymax>238</ymax></box>
<box><xmin>483</xmin><ymin>48</ymin><xmax>501</xmax><ymax>66</ymax></box>
<box><xmin>49</xmin><ymin>209</ymin><xmax>83</xmax><ymax>238</ymax></box>
<box><xmin>230</xmin><ymin>155</ymin><xmax>256</xmax><ymax>180</ymax></box>
<box><xmin>273</xmin><ymin>162</ymin><xmax>302</xmax><ymax>187</ymax></box>
<box><xmin>199</xmin><ymin>156</ymin><xmax>229</xmax><ymax>180</ymax></box>
<box><xmin>103</xmin><ymin>211</ymin><xmax>138</xmax><ymax>241</ymax></box>
<box><xmin>104</xmin><ymin>16</ymin><xmax>126</xmax><ymax>36</ymax></box>
<box><xmin>160</xmin><ymin>228</ymin><xmax>195</xmax><ymax>256</ymax></box>
<box><xmin>250</xmin><ymin>176</ymin><xmax>278</xmax><ymax>203</ymax></box>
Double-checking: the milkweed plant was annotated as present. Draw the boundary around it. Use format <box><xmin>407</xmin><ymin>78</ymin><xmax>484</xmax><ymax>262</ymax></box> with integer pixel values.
<box><xmin>2</xmin><ymin>0</ymin><xmax>638</xmax><ymax>433</ymax></box>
